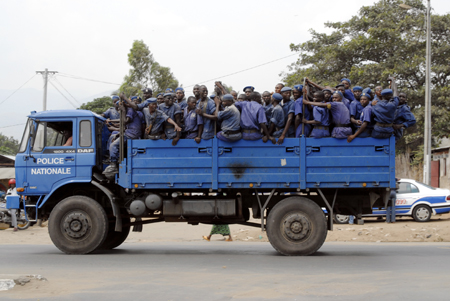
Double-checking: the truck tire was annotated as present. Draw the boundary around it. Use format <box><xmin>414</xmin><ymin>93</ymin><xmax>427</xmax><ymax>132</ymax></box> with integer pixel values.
<box><xmin>100</xmin><ymin>216</ymin><xmax>131</xmax><ymax>250</ymax></box>
<box><xmin>49</xmin><ymin>196</ymin><xmax>108</xmax><ymax>254</ymax></box>
<box><xmin>267</xmin><ymin>196</ymin><xmax>327</xmax><ymax>256</ymax></box>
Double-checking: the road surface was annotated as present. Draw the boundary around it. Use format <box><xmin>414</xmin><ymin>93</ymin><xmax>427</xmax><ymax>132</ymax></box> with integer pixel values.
<box><xmin>1</xmin><ymin>241</ymin><xmax>449</xmax><ymax>300</ymax></box>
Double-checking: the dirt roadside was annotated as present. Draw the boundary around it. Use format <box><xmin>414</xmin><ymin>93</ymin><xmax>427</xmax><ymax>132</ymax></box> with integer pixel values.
<box><xmin>1</xmin><ymin>215</ymin><xmax>450</xmax><ymax>244</ymax></box>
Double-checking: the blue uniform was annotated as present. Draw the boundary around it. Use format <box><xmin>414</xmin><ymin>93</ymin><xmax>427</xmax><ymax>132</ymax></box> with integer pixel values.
<box><xmin>109</xmin><ymin>108</ymin><xmax>142</xmax><ymax>162</ymax></box>
<box><xmin>281</xmin><ymin>99</ymin><xmax>295</xmax><ymax>137</ymax></box>
<box><xmin>234</xmin><ymin>101</ymin><xmax>267</xmax><ymax>140</ymax></box>
<box><xmin>343</xmin><ymin>89</ymin><xmax>355</xmax><ymax>101</ymax></box>
<box><xmin>310</xmin><ymin>105</ymin><xmax>330</xmax><ymax>138</ymax></box>
<box><xmin>294</xmin><ymin>96</ymin><xmax>312</xmax><ymax>137</ymax></box>
<box><xmin>176</xmin><ymin>99</ymin><xmax>188</xmax><ymax>110</ymax></box>
<box><xmin>183</xmin><ymin>107</ymin><xmax>203</xmax><ymax>139</ymax></box>
<box><xmin>372</xmin><ymin>97</ymin><xmax>399</xmax><ymax>138</ymax></box>
<box><xmin>328</xmin><ymin>102</ymin><xmax>352</xmax><ymax>138</ymax></box>
<box><xmin>103</xmin><ymin>107</ymin><xmax>120</xmax><ymax>120</ymax></box>
<box><xmin>197</xmin><ymin>99</ymin><xmax>216</xmax><ymax>140</ymax></box>
<box><xmin>159</xmin><ymin>103</ymin><xmax>182</xmax><ymax>139</ymax></box>
<box><xmin>263</xmin><ymin>104</ymin><xmax>273</xmax><ymax>126</ymax></box>
<box><xmin>349</xmin><ymin>99</ymin><xmax>364</xmax><ymax>120</ymax></box>
<box><xmin>270</xmin><ymin>104</ymin><xmax>285</xmax><ymax>138</ymax></box>
<box><xmin>143</xmin><ymin>108</ymin><xmax>169</xmax><ymax>137</ymax></box>
<box><xmin>357</xmin><ymin>105</ymin><xmax>374</xmax><ymax>137</ymax></box>
<box><xmin>217</xmin><ymin>104</ymin><xmax>242</xmax><ymax>142</ymax></box>
<box><xmin>341</xmin><ymin>97</ymin><xmax>351</xmax><ymax>111</ymax></box>
<box><xmin>394</xmin><ymin>104</ymin><xmax>416</xmax><ymax>141</ymax></box>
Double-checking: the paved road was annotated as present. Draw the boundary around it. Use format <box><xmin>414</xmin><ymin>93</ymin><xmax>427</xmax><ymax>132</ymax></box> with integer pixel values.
<box><xmin>2</xmin><ymin>241</ymin><xmax>450</xmax><ymax>300</ymax></box>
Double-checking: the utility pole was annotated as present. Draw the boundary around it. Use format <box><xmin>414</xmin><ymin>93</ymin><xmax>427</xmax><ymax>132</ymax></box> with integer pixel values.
<box><xmin>36</xmin><ymin>68</ymin><xmax>58</xmax><ymax>111</ymax></box>
<box><xmin>423</xmin><ymin>0</ymin><xmax>432</xmax><ymax>185</ymax></box>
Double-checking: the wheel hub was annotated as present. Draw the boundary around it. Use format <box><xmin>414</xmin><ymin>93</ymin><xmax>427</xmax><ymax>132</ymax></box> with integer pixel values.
<box><xmin>63</xmin><ymin>212</ymin><xmax>89</xmax><ymax>239</ymax></box>
<box><xmin>416</xmin><ymin>207</ymin><xmax>430</xmax><ymax>220</ymax></box>
<box><xmin>283</xmin><ymin>213</ymin><xmax>311</xmax><ymax>241</ymax></box>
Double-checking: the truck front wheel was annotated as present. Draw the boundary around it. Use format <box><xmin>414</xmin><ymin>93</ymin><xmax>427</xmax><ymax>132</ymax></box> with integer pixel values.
<box><xmin>267</xmin><ymin>197</ymin><xmax>327</xmax><ymax>256</ymax></box>
<box><xmin>49</xmin><ymin>196</ymin><xmax>108</xmax><ymax>254</ymax></box>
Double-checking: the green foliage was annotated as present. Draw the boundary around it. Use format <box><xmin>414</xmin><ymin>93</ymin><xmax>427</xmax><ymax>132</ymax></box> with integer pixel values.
<box><xmin>79</xmin><ymin>96</ymin><xmax>114</xmax><ymax>115</ymax></box>
<box><xmin>121</xmin><ymin>40</ymin><xmax>179</xmax><ymax>96</ymax></box>
<box><xmin>283</xmin><ymin>0</ymin><xmax>450</xmax><ymax>160</ymax></box>
<box><xmin>0</xmin><ymin>133</ymin><xmax>19</xmax><ymax>156</ymax></box>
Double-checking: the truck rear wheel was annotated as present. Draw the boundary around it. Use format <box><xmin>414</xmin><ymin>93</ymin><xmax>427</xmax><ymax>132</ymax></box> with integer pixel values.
<box><xmin>49</xmin><ymin>196</ymin><xmax>108</xmax><ymax>254</ymax></box>
<box><xmin>267</xmin><ymin>197</ymin><xmax>327</xmax><ymax>256</ymax></box>
<box><xmin>100</xmin><ymin>216</ymin><xmax>131</xmax><ymax>250</ymax></box>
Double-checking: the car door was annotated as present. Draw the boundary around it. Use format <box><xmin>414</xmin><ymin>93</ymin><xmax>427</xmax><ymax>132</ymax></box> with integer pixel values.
<box><xmin>396</xmin><ymin>182</ymin><xmax>421</xmax><ymax>213</ymax></box>
<box><xmin>25</xmin><ymin>119</ymin><xmax>76</xmax><ymax>195</ymax></box>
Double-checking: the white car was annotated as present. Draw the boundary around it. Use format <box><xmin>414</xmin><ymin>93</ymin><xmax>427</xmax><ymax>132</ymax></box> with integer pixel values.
<box><xmin>334</xmin><ymin>179</ymin><xmax>450</xmax><ymax>223</ymax></box>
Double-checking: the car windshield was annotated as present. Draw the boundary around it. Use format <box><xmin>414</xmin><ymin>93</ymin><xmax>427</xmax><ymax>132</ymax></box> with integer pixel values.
<box><xmin>415</xmin><ymin>181</ymin><xmax>437</xmax><ymax>190</ymax></box>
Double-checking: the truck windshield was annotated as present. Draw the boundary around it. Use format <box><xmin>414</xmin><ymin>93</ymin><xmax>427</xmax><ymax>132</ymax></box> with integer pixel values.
<box><xmin>18</xmin><ymin>119</ymin><xmax>32</xmax><ymax>153</ymax></box>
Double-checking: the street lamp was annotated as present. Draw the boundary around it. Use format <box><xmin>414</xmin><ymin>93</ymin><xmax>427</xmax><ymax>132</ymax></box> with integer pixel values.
<box><xmin>400</xmin><ymin>1</ymin><xmax>432</xmax><ymax>185</ymax></box>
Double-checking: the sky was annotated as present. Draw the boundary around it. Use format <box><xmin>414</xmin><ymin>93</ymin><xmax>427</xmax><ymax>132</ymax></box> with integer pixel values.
<box><xmin>0</xmin><ymin>0</ymin><xmax>449</xmax><ymax>141</ymax></box>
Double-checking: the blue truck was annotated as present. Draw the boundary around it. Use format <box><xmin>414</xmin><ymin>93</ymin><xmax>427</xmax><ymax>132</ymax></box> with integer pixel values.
<box><xmin>13</xmin><ymin>109</ymin><xmax>396</xmax><ymax>255</ymax></box>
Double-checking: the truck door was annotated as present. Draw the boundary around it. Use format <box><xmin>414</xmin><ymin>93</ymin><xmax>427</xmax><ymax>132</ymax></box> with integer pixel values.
<box><xmin>26</xmin><ymin>119</ymin><xmax>76</xmax><ymax>195</ymax></box>
<box><xmin>15</xmin><ymin>119</ymin><xmax>33</xmax><ymax>191</ymax></box>
<box><xmin>76</xmin><ymin>118</ymin><xmax>96</xmax><ymax>180</ymax></box>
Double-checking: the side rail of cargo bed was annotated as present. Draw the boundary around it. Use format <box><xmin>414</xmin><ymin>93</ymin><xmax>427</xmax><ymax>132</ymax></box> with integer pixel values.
<box><xmin>118</xmin><ymin>136</ymin><xmax>395</xmax><ymax>191</ymax></box>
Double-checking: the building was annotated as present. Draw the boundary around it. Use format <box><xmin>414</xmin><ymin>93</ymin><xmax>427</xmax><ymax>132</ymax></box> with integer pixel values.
<box><xmin>0</xmin><ymin>154</ymin><xmax>15</xmax><ymax>192</ymax></box>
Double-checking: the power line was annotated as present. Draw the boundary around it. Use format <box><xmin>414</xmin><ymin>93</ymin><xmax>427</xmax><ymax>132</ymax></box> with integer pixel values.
<box><xmin>58</xmin><ymin>73</ymin><xmax>121</xmax><ymax>86</ymax></box>
<box><xmin>0</xmin><ymin>74</ymin><xmax>37</xmax><ymax>106</ymax></box>
<box><xmin>184</xmin><ymin>53</ymin><xmax>299</xmax><ymax>88</ymax></box>
<box><xmin>48</xmin><ymin>79</ymin><xmax>78</xmax><ymax>109</ymax></box>
<box><xmin>51</xmin><ymin>75</ymin><xmax>81</xmax><ymax>105</ymax></box>
<box><xmin>0</xmin><ymin>123</ymin><xmax>26</xmax><ymax>129</ymax></box>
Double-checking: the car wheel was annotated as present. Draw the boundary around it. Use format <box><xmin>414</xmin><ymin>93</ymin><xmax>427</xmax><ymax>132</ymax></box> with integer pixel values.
<box><xmin>49</xmin><ymin>195</ymin><xmax>108</xmax><ymax>254</ymax></box>
<box><xmin>333</xmin><ymin>214</ymin><xmax>350</xmax><ymax>224</ymax></box>
<box><xmin>412</xmin><ymin>205</ymin><xmax>432</xmax><ymax>222</ymax></box>
<box><xmin>266</xmin><ymin>196</ymin><xmax>327</xmax><ymax>256</ymax></box>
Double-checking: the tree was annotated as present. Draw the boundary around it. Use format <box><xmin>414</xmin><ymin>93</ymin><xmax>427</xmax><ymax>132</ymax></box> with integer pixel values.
<box><xmin>79</xmin><ymin>96</ymin><xmax>114</xmax><ymax>115</ymax></box>
<box><xmin>120</xmin><ymin>40</ymin><xmax>179</xmax><ymax>96</ymax></box>
<box><xmin>282</xmin><ymin>0</ymin><xmax>450</xmax><ymax>159</ymax></box>
<box><xmin>0</xmin><ymin>133</ymin><xmax>19</xmax><ymax>156</ymax></box>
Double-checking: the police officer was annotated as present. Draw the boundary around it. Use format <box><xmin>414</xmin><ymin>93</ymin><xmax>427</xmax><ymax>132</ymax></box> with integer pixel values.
<box><xmin>6</xmin><ymin>179</ymin><xmax>18</xmax><ymax>232</ymax></box>
<box><xmin>102</xmin><ymin>95</ymin><xmax>120</xmax><ymax>120</ymax></box>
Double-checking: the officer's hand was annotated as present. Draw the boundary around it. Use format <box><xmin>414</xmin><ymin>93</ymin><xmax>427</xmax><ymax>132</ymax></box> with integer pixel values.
<box><xmin>371</xmin><ymin>100</ymin><xmax>378</xmax><ymax>106</ymax></box>
<box><xmin>269</xmin><ymin>136</ymin><xmax>276</xmax><ymax>144</ymax></box>
<box><xmin>214</xmin><ymin>96</ymin><xmax>221</xmax><ymax>106</ymax></box>
<box><xmin>393</xmin><ymin>124</ymin><xmax>403</xmax><ymax>130</ymax></box>
<box><xmin>195</xmin><ymin>137</ymin><xmax>201</xmax><ymax>144</ymax></box>
<box><xmin>262</xmin><ymin>136</ymin><xmax>268</xmax><ymax>143</ymax></box>
<box><xmin>175</xmin><ymin>125</ymin><xmax>182</xmax><ymax>132</ymax></box>
<box><xmin>195</xmin><ymin>109</ymin><xmax>203</xmax><ymax>115</ymax></box>
<box><xmin>277</xmin><ymin>136</ymin><xmax>285</xmax><ymax>145</ymax></box>
<box><xmin>302</xmin><ymin>118</ymin><xmax>308</xmax><ymax>123</ymax></box>
<box><xmin>387</xmin><ymin>76</ymin><xmax>396</xmax><ymax>83</ymax></box>
<box><xmin>347</xmin><ymin>135</ymin><xmax>355</xmax><ymax>143</ymax></box>
<box><xmin>357</xmin><ymin>120</ymin><xmax>362</xmax><ymax>125</ymax></box>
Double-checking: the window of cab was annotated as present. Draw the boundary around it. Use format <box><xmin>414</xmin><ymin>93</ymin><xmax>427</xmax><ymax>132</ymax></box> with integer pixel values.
<box><xmin>32</xmin><ymin>121</ymin><xmax>73</xmax><ymax>152</ymax></box>
<box><xmin>79</xmin><ymin>120</ymin><xmax>92</xmax><ymax>147</ymax></box>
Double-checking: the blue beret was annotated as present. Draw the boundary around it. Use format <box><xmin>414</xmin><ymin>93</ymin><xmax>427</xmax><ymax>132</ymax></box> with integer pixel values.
<box><xmin>353</xmin><ymin>86</ymin><xmax>363</xmax><ymax>91</ymax></box>
<box><xmin>272</xmin><ymin>93</ymin><xmax>283</xmax><ymax>101</ymax></box>
<box><xmin>130</xmin><ymin>96</ymin><xmax>142</xmax><ymax>103</ymax></box>
<box><xmin>381</xmin><ymin>89</ymin><xmax>393</xmax><ymax>96</ymax></box>
<box><xmin>293</xmin><ymin>85</ymin><xmax>303</xmax><ymax>92</ymax></box>
<box><xmin>156</xmin><ymin>93</ymin><xmax>163</xmax><ymax>97</ymax></box>
<box><xmin>222</xmin><ymin>94</ymin><xmax>234</xmax><ymax>101</ymax></box>
<box><xmin>209</xmin><ymin>94</ymin><xmax>216</xmax><ymax>100</ymax></box>
<box><xmin>146</xmin><ymin>98</ymin><xmax>157</xmax><ymax>104</ymax></box>
<box><xmin>341</xmin><ymin>78</ymin><xmax>351</xmax><ymax>85</ymax></box>
<box><xmin>280</xmin><ymin>87</ymin><xmax>292</xmax><ymax>92</ymax></box>
<box><xmin>165</xmin><ymin>88</ymin><xmax>174</xmax><ymax>93</ymax></box>
<box><xmin>115</xmin><ymin>101</ymin><xmax>120</xmax><ymax>105</ymax></box>
<box><xmin>323</xmin><ymin>88</ymin><xmax>332</xmax><ymax>93</ymax></box>
<box><xmin>163</xmin><ymin>93</ymin><xmax>174</xmax><ymax>97</ymax></box>
<box><xmin>361</xmin><ymin>92</ymin><xmax>372</xmax><ymax>100</ymax></box>
<box><xmin>175</xmin><ymin>87</ymin><xmax>184</xmax><ymax>93</ymax></box>
<box><xmin>363</xmin><ymin>88</ymin><xmax>372</xmax><ymax>94</ymax></box>
<box><xmin>112</xmin><ymin>95</ymin><xmax>120</xmax><ymax>101</ymax></box>
<box><xmin>333</xmin><ymin>91</ymin><xmax>344</xmax><ymax>98</ymax></box>
<box><xmin>243</xmin><ymin>86</ymin><xmax>254</xmax><ymax>92</ymax></box>
<box><xmin>142</xmin><ymin>88</ymin><xmax>152</xmax><ymax>93</ymax></box>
